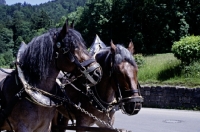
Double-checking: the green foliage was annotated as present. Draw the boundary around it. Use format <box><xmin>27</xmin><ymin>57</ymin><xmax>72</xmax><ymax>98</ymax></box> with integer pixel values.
<box><xmin>134</xmin><ymin>54</ymin><xmax>145</xmax><ymax>67</ymax></box>
<box><xmin>13</xmin><ymin>36</ymin><xmax>23</xmax><ymax>55</ymax></box>
<box><xmin>38</xmin><ymin>0</ymin><xmax>87</xmax><ymax>24</ymax></box>
<box><xmin>182</xmin><ymin>61</ymin><xmax>200</xmax><ymax>78</ymax></box>
<box><xmin>74</xmin><ymin>0</ymin><xmax>200</xmax><ymax>54</ymax></box>
<box><xmin>31</xmin><ymin>10</ymin><xmax>51</xmax><ymax>30</ymax></box>
<box><xmin>75</xmin><ymin>0</ymin><xmax>112</xmax><ymax>44</ymax></box>
<box><xmin>0</xmin><ymin>0</ymin><xmax>200</xmax><ymax>57</ymax></box>
<box><xmin>0</xmin><ymin>0</ymin><xmax>86</xmax><ymax>57</ymax></box>
<box><xmin>0</xmin><ymin>27</ymin><xmax>14</xmax><ymax>53</ymax></box>
<box><xmin>0</xmin><ymin>50</ymin><xmax>14</xmax><ymax>67</ymax></box>
<box><xmin>0</xmin><ymin>55</ymin><xmax>5</xmax><ymax>66</ymax></box>
<box><xmin>56</xmin><ymin>16</ymin><xmax>67</xmax><ymax>28</ymax></box>
<box><xmin>171</xmin><ymin>36</ymin><xmax>200</xmax><ymax>64</ymax></box>
<box><xmin>67</xmin><ymin>7</ymin><xmax>84</xmax><ymax>25</ymax></box>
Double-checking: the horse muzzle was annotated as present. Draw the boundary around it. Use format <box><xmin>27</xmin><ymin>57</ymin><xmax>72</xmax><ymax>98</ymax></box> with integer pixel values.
<box><xmin>120</xmin><ymin>96</ymin><xmax>143</xmax><ymax>115</ymax></box>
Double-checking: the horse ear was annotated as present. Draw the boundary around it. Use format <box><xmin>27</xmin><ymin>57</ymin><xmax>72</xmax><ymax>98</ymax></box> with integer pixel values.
<box><xmin>110</xmin><ymin>40</ymin><xmax>116</xmax><ymax>54</ymax></box>
<box><xmin>128</xmin><ymin>40</ymin><xmax>134</xmax><ymax>54</ymax></box>
<box><xmin>61</xmin><ymin>19</ymin><xmax>69</xmax><ymax>33</ymax></box>
<box><xmin>58</xmin><ymin>19</ymin><xmax>69</xmax><ymax>41</ymax></box>
<box><xmin>65</xmin><ymin>19</ymin><xmax>70</xmax><ymax>32</ymax></box>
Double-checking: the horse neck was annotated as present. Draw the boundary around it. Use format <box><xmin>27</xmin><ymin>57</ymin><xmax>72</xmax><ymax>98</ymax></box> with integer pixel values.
<box><xmin>95</xmin><ymin>74</ymin><xmax>116</xmax><ymax>103</ymax></box>
<box><xmin>37</xmin><ymin>65</ymin><xmax>60</xmax><ymax>92</ymax></box>
<box><xmin>94</xmin><ymin>49</ymin><xmax>116</xmax><ymax>102</ymax></box>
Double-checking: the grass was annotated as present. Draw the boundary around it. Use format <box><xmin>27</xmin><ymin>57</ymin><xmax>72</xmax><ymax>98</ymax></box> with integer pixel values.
<box><xmin>138</xmin><ymin>53</ymin><xmax>200</xmax><ymax>88</ymax></box>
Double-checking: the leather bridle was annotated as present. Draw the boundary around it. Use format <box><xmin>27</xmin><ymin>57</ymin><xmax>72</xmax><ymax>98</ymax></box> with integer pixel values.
<box><xmin>54</xmin><ymin>31</ymin><xmax>102</xmax><ymax>87</ymax></box>
<box><xmin>105</xmin><ymin>53</ymin><xmax>143</xmax><ymax>115</ymax></box>
<box><xmin>61</xmin><ymin>52</ymin><xmax>143</xmax><ymax>115</ymax></box>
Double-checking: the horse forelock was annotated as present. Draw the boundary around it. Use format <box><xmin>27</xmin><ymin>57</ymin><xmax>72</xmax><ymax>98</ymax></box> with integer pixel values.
<box><xmin>20</xmin><ymin>31</ymin><xmax>54</xmax><ymax>84</ymax></box>
<box><xmin>114</xmin><ymin>44</ymin><xmax>137</xmax><ymax>68</ymax></box>
<box><xmin>66</xmin><ymin>29</ymin><xmax>89</xmax><ymax>55</ymax></box>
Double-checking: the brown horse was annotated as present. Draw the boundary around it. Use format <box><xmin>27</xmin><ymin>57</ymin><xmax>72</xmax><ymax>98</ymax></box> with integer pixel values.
<box><xmin>0</xmin><ymin>20</ymin><xmax>102</xmax><ymax>132</ymax></box>
<box><xmin>53</xmin><ymin>40</ymin><xmax>143</xmax><ymax>132</ymax></box>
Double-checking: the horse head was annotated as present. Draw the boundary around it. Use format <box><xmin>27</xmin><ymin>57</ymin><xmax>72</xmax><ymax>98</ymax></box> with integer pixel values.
<box><xmin>53</xmin><ymin>19</ymin><xmax>102</xmax><ymax>87</ymax></box>
<box><xmin>95</xmin><ymin>41</ymin><xmax>143</xmax><ymax>115</ymax></box>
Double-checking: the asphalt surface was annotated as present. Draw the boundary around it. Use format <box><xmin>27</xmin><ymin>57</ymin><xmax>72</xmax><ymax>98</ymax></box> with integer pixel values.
<box><xmin>113</xmin><ymin>108</ymin><xmax>200</xmax><ymax>132</ymax></box>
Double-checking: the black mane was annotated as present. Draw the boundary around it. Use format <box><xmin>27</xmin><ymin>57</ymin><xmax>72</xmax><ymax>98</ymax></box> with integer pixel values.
<box><xmin>20</xmin><ymin>29</ymin><xmax>55</xmax><ymax>84</ymax></box>
<box><xmin>19</xmin><ymin>28</ymin><xmax>89</xmax><ymax>85</ymax></box>
<box><xmin>64</xmin><ymin>29</ymin><xmax>88</xmax><ymax>50</ymax></box>
<box><xmin>114</xmin><ymin>44</ymin><xmax>137</xmax><ymax>68</ymax></box>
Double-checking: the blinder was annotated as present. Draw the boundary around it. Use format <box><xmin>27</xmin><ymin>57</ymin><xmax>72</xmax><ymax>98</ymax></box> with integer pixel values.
<box><xmin>55</xmin><ymin>32</ymin><xmax>102</xmax><ymax>87</ymax></box>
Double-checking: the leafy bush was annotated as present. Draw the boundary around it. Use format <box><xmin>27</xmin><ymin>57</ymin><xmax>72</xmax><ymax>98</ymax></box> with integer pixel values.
<box><xmin>183</xmin><ymin>61</ymin><xmax>200</xmax><ymax>78</ymax></box>
<box><xmin>134</xmin><ymin>54</ymin><xmax>145</xmax><ymax>67</ymax></box>
<box><xmin>171</xmin><ymin>36</ymin><xmax>200</xmax><ymax>64</ymax></box>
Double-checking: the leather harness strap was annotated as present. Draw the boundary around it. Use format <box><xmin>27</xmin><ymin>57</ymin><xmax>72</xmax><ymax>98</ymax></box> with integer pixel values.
<box><xmin>0</xmin><ymin>68</ymin><xmax>11</xmax><ymax>75</ymax></box>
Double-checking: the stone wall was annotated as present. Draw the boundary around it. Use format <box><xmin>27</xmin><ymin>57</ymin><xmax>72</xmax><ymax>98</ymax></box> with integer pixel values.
<box><xmin>140</xmin><ymin>85</ymin><xmax>200</xmax><ymax>109</ymax></box>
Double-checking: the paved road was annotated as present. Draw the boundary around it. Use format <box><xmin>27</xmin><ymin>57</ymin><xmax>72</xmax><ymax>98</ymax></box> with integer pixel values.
<box><xmin>1</xmin><ymin>108</ymin><xmax>199</xmax><ymax>132</ymax></box>
<box><xmin>113</xmin><ymin>108</ymin><xmax>200</xmax><ymax>132</ymax></box>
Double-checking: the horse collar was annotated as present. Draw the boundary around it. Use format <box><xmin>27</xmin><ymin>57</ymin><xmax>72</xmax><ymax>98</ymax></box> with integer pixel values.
<box><xmin>16</xmin><ymin>64</ymin><xmax>62</xmax><ymax>107</ymax></box>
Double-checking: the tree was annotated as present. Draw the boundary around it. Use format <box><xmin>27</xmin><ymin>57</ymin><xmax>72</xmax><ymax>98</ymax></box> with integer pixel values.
<box><xmin>0</xmin><ymin>0</ymin><xmax>6</xmax><ymax>5</ymax></box>
<box><xmin>12</xmin><ymin>11</ymin><xmax>32</xmax><ymax>55</ymax></box>
<box><xmin>31</xmin><ymin>10</ymin><xmax>51</xmax><ymax>30</ymax></box>
<box><xmin>76</xmin><ymin>0</ymin><xmax>112</xmax><ymax>45</ymax></box>
<box><xmin>0</xmin><ymin>27</ymin><xmax>14</xmax><ymax>53</ymax></box>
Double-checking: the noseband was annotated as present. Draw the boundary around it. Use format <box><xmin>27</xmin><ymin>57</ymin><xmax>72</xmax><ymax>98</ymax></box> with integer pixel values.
<box><xmin>55</xmin><ymin>32</ymin><xmax>102</xmax><ymax>86</ymax></box>
<box><xmin>115</xmin><ymin>80</ymin><xmax>143</xmax><ymax>115</ymax></box>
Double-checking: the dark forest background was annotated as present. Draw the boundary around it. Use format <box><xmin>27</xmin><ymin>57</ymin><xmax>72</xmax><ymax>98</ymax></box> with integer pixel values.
<box><xmin>0</xmin><ymin>0</ymin><xmax>200</xmax><ymax>66</ymax></box>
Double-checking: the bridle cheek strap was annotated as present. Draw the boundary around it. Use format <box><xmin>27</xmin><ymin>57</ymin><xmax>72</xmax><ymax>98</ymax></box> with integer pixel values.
<box><xmin>66</xmin><ymin>52</ymin><xmax>101</xmax><ymax>86</ymax></box>
<box><xmin>66</xmin><ymin>51</ymin><xmax>75</xmax><ymax>62</ymax></box>
<box><xmin>59</xmin><ymin>49</ymin><xmax>101</xmax><ymax>86</ymax></box>
<box><xmin>80</xmin><ymin>63</ymin><xmax>101</xmax><ymax>86</ymax></box>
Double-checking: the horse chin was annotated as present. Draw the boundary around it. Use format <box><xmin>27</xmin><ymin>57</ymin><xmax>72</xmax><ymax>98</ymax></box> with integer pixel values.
<box><xmin>122</xmin><ymin>102</ymin><xmax>142</xmax><ymax>115</ymax></box>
